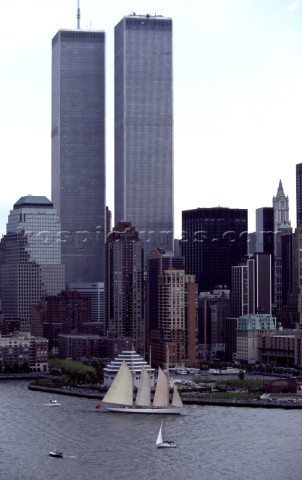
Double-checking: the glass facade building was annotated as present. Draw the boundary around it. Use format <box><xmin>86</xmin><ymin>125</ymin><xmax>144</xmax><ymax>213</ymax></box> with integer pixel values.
<box><xmin>0</xmin><ymin>196</ymin><xmax>65</xmax><ymax>332</ymax></box>
<box><xmin>114</xmin><ymin>15</ymin><xmax>174</xmax><ymax>258</ymax></box>
<box><xmin>182</xmin><ymin>207</ymin><xmax>248</xmax><ymax>293</ymax></box>
<box><xmin>296</xmin><ymin>163</ymin><xmax>302</xmax><ymax>228</ymax></box>
<box><xmin>51</xmin><ymin>30</ymin><xmax>106</xmax><ymax>284</ymax></box>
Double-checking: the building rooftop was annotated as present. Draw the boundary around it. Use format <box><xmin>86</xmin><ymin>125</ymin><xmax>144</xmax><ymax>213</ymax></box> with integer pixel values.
<box><xmin>14</xmin><ymin>195</ymin><xmax>53</xmax><ymax>209</ymax></box>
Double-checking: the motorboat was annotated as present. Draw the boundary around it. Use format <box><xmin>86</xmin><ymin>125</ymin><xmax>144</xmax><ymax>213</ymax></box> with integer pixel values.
<box><xmin>49</xmin><ymin>450</ymin><xmax>63</xmax><ymax>458</ymax></box>
<box><xmin>44</xmin><ymin>399</ymin><xmax>61</xmax><ymax>407</ymax></box>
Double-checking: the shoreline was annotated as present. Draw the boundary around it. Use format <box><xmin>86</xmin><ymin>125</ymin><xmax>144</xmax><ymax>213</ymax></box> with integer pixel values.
<box><xmin>28</xmin><ymin>383</ymin><xmax>104</xmax><ymax>400</ymax></box>
<box><xmin>27</xmin><ymin>383</ymin><xmax>302</xmax><ymax>409</ymax></box>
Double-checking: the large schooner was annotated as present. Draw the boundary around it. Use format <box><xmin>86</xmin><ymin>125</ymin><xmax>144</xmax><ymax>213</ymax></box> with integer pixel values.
<box><xmin>102</xmin><ymin>361</ymin><xmax>183</xmax><ymax>414</ymax></box>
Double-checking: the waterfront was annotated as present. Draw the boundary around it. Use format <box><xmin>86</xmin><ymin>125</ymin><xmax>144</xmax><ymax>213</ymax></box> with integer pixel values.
<box><xmin>1</xmin><ymin>381</ymin><xmax>301</xmax><ymax>480</ymax></box>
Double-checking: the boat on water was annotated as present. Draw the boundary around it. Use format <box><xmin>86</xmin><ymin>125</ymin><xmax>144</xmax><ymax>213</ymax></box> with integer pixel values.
<box><xmin>156</xmin><ymin>420</ymin><xmax>177</xmax><ymax>448</ymax></box>
<box><xmin>44</xmin><ymin>399</ymin><xmax>61</xmax><ymax>407</ymax></box>
<box><xmin>48</xmin><ymin>418</ymin><xmax>63</xmax><ymax>458</ymax></box>
<box><xmin>49</xmin><ymin>449</ymin><xmax>63</xmax><ymax>458</ymax></box>
<box><xmin>102</xmin><ymin>361</ymin><xmax>183</xmax><ymax>414</ymax></box>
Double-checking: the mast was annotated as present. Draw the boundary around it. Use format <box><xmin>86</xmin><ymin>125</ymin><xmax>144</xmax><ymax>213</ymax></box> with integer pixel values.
<box><xmin>77</xmin><ymin>0</ymin><xmax>81</xmax><ymax>29</ymax></box>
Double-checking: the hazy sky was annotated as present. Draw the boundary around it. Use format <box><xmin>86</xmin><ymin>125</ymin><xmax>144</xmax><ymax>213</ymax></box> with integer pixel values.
<box><xmin>1</xmin><ymin>0</ymin><xmax>302</xmax><ymax>238</ymax></box>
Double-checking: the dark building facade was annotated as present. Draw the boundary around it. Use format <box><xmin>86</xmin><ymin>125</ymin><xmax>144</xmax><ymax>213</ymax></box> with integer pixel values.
<box><xmin>105</xmin><ymin>221</ymin><xmax>145</xmax><ymax>355</ymax></box>
<box><xmin>51</xmin><ymin>29</ymin><xmax>106</xmax><ymax>284</ymax></box>
<box><xmin>182</xmin><ymin>207</ymin><xmax>248</xmax><ymax>293</ymax></box>
<box><xmin>255</xmin><ymin>207</ymin><xmax>274</xmax><ymax>255</ymax></box>
<box><xmin>296</xmin><ymin>163</ymin><xmax>302</xmax><ymax>227</ymax></box>
<box><xmin>197</xmin><ymin>290</ymin><xmax>231</xmax><ymax>362</ymax></box>
<box><xmin>34</xmin><ymin>291</ymin><xmax>91</xmax><ymax>352</ymax></box>
<box><xmin>114</xmin><ymin>15</ymin><xmax>174</xmax><ymax>257</ymax></box>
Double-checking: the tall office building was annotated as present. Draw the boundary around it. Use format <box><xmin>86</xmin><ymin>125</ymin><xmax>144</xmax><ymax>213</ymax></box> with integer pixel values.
<box><xmin>272</xmin><ymin>180</ymin><xmax>292</xmax><ymax>320</ymax></box>
<box><xmin>114</xmin><ymin>14</ymin><xmax>174</xmax><ymax>258</ymax></box>
<box><xmin>51</xmin><ymin>28</ymin><xmax>106</xmax><ymax>285</ymax></box>
<box><xmin>0</xmin><ymin>196</ymin><xmax>65</xmax><ymax>332</ymax></box>
<box><xmin>255</xmin><ymin>207</ymin><xmax>274</xmax><ymax>255</ymax></box>
<box><xmin>146</xmin><ymin>249</ymin><xmax>198</xmax><ymax>368</ymax></box>
<box><xmin>182</xmin><ymin>207</ymin><xmax>248</xmax><ymax>293</ymax></box>
<box><xmin>105</xmin><ymin>221</ymin><xmax>145</xmax><ymax>355</ymax></box>
<box><xmin>231</xmin><ymin>253</ymin><xmax>271</xmax><ymax>316</ymax></box>
<box><xmin>296</xmin><ymin>163</ymin><xmax>302</xmax><ymax>227</ymax></box>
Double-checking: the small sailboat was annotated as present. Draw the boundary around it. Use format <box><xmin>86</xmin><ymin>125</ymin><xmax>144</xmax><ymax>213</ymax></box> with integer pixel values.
<box><xmin>48</xmin><ymin>418</ymin><xmax>63</xmax><ymax>458</ymax></box>
<box><xmin>156</xmin><ymin>420</ymin><xmax>177</xmax><ymax>448</ymax></box>
<box><xmin>102</xmin><ymin>361</ymin><xmax>183</xmax><ymax>414</ymax></box>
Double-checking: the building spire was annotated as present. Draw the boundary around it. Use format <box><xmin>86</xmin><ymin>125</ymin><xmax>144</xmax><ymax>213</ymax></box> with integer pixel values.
<box><xmin>77</xmin><ymin>0</ymin><xmax>81</xmax><ymax>29</ymax></box>
<box><xmin>276</xmin><ymin>179</ymin><xmax>285</xmax><ymax>199</ymax></box>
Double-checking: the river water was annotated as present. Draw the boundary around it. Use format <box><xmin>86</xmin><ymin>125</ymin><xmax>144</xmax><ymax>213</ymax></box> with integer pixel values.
<box><xmin>0</xmin><ymin>381</ymin><xmax>301</xmax><ymax>480</ymax></box>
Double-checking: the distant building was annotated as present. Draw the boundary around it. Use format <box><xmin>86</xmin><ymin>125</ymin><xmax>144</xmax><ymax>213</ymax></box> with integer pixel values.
<box><xmin>272</xmin><ymin>181</ymin><xmax>292</xmax><ymax>321</ymax></box>
<box><xmin>51</xmin><ymin>28</ymin><xmax>106</xmax><ymax>284</ymax></box>
<box><xmin>182</xmin><ymin>207</ymin><xmax>248</xmax><ymax>293</ymax></box>
<box><xmin>68</xmin><ymin>282</ymin><xmax>105</xmax><ymax>330</ymax></box>
<box><xmin>231</xmin><ymin>253</ymin><xmax>272</xmax><ymax>317</ymax></box>
<box><xmin>0</xmin><ymin>316</ymin><xmax>21</xmax><ymax>336</ymax></box>
<box><xmin>105</xmin><ymin>221</ymin><xmax>145</xmax><ymax>355</ymax></box>
<box><xmin>0</xmin><ymin>196</ymin><xmax>65</xmax><ymax>332</ymax></box>
<box><xmin>255</xmin><ymin>207</ymin><xmax>274</xmax><ymax>255</ymax></box>
<box><xmin>258</xmin><ymin>332</ymin><xmax>295</xmax><ymax>366</ymax></box>
<box><xmin>114</xmin><ymin>14</ymin><xmax>174</xmax><ymax>257</ymax></box>
<box><xmin>58</xmin><ymin>334</ymin><xmax>105</xmax><ymax>361</ymax></box>
<box><xmin>198</xmin><ymin>290</ymin><xmax>230</xmax><ymax>362</ymax></box>
<box><xmin>236</xmin><ymin>313</ymin><xmax>276</xmax><ymax>364</ymax></box>
<box><xmin>0</xmin><ymin>333</ymin><xmax>48</xmax><ymax>372</ymax></box>
<box><xmin>147</xmin><ymin>248</ymin><xmax>198</xmax><ymax>368</ymax></box>
<box><xmin>103</xmin><ymin>350</ymin><xmax>155</xmax><ymax>388</ymax></box>
<box><xmin>250</xmin><ymin>328</ymin><xmax>302</xmax><ymax>368</ymax></box>
<box><xmin>296</xmin><ymin>163</ymin><xmax>302</xmax><ymax>227</ymax></box>
<box><xmin>43</xmin><ymin>291</ymin><xmax>91</xmax><ymax>352</ymax></box>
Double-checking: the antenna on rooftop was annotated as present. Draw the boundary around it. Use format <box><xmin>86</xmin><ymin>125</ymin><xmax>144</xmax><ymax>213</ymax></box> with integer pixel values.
<box><xmin>77</xmin><ymin>0</ymin><xmax>81</xmax><ymax>29</ymax></box>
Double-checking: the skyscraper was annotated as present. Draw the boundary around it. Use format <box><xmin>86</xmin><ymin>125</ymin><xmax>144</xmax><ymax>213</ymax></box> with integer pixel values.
<box><xmin>272</xmin><ymin>180</ymin><xmax>292</xmax><ymax>320</ymax></box>
<box><xmin>255</xmin><ymin>207</ymin><xmax>274</xmax><ymax>254</ymax></box>
<box><xmin>105</xmin><ymin>221</ymin><xmax>145</xmax><ymax>355</ymax></box>
<box><xmin>51</xmin><ymin>28</ymin><xmax>106</xmax><ymax>285</ymax></box>
<box><xmin>296</xmin><ymin>163</ymin><xmax>302</xmax><ymax>227</ymax></box>
<box><xmin>0</xmin><ymin>196</ymin><xmax>65</xmax><ymax>332</ymax></box>
<box><xmin>146</xmin><ymin>249</ymin><xmax>198</xmax><ymax>368</ymax></box>
<box><xmin>182</xmin><ymin>207</ymin><xmax>248</xmax><ymax>293</ymax></box>
<box><xmin>114</xmin><ymin>14</ymin><xmax>174</xmax><ymax>257</ymax></box>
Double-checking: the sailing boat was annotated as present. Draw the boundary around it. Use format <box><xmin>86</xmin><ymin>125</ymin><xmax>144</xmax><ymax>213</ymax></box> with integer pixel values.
<box><xmin>102</xmin><ymin>361</ymin><xmax>183</xmax><ymax>414</ymax></box>
<box><xmin>156</xmin><ymin>420</ymin><xmax>177</xmax><ymax>448</ymax></box>
<box><xmin>48</xmin><ymin>418</ymin><xmax>63</xmax><ymax>458</ymax></box>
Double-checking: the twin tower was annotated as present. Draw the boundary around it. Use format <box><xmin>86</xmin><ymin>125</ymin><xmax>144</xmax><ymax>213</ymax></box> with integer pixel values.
<box><xmin>51</xmin><ymin>14</ymin><xmax>174</xmax><ymax>285</ymax></box>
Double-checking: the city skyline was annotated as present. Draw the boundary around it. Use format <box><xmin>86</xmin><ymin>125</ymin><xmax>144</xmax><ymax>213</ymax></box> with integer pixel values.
<box><xmin>1</xmin><ymin>0</ymin><xmax>302</xmax><ymax>239</ymax></box>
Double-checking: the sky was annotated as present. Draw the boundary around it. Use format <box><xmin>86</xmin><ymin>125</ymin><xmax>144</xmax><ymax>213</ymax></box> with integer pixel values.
<box><xmin>1</xmin><ymin>0</ymin><xmax>302</xmax><ymax>239</ymax></box>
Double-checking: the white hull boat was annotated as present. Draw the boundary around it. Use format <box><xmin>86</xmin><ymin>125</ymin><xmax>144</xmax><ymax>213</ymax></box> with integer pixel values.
<box><xmin>102</xmin><ymin>361</ymin><xmax>184</xmax><ymax>415</ymax></box>
<box><xmin>44</xmin><ymin>399</ymin><xmax>61</xmax><ymax>407</ymax></box>
<box><xmin>49</xmin><ymin>450</ymin><xmax>63</xmax><ymax>458</ymax></box>
<box><xmin>105</xmin><ymin>405</ymin><xmax>182</xmax><ymax>414</ymax></box>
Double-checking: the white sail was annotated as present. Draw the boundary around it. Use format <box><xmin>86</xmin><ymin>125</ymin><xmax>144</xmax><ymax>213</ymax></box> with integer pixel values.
<box><xmin>153</xmin><ymin>367</ymin><xmax>169</xmax><ymax>407</ymax></box>
<box><xmin>171</xmin><ymin>384</ymin><xmax>183</xmax><ymax>408</ymax></box>
<box><xmin>156</xmin><ymin>421</ymin><xmax>164</xmax><ymax>446</ymax></box>
<box><xmin>135</xmin><ymin>366</ymin><xmax>151</xmax><ymax>407</ymax></box>
<box><xmin>102</xmin><ymin>361</ymin><xmax>133</xmax><ymax>406</ymax></box>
